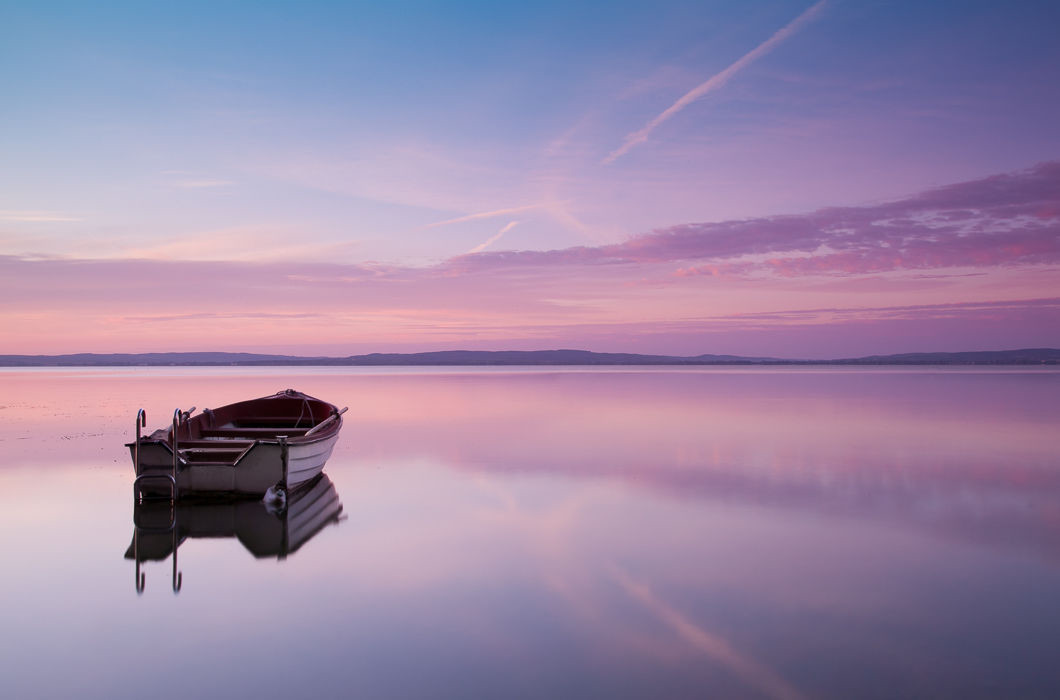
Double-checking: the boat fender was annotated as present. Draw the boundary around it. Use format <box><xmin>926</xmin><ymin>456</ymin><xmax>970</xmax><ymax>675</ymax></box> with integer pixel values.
<box><xmin>264</xmin><ymin>483</ymin><xmax>287</xmax><ymax>513</ymax></box>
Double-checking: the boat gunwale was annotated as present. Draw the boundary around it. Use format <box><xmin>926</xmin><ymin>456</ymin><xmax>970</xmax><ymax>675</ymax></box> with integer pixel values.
<box><xmin>125</xmin><ymin>389</ymin><xmax>344</xmax><ymax>451</ymax></box>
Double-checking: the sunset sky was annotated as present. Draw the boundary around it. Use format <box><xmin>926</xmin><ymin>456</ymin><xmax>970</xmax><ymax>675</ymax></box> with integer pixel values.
<box><xmin>2</xmin><ymin>0</ymin><xmax>1058</xmax><ymax>358</ymax></box>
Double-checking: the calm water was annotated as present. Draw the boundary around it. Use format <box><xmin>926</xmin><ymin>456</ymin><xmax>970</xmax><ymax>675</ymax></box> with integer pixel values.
<box><xmin>1</xmin><ymin>366</ymin><xmax>1058</xmax><ymax>699</ymax></box>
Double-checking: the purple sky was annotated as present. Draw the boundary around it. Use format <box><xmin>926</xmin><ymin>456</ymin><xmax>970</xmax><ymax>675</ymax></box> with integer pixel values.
<box><xmin>1</xmin><ymin>1</ymin><xmax>1058</xmax><ymax>357</ymax></box>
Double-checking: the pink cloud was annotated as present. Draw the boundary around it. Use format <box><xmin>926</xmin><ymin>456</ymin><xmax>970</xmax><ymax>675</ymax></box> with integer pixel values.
<box><xmin>2</xmin><ymin>163</ymin><xmax>1059</xmax><ymax>356</ymax></box>
<box><xmin>2</xmin><ymin>245</ymin><xmax>1057</xmax><ymax>356</ymax></box>
<box><xmin>452</xmin><ymin>161</ymin><xmax>1060</xmax><ymax>275</ymax></box>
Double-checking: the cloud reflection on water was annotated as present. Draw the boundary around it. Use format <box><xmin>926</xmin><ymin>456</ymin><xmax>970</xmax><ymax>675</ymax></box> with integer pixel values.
<box><xmin>331</xmin><ymin>369</ymin><xmax>1060</xmax><ymax>561</ymax></box>
<box><xmin>2</xmin><ymin>367</ymin><xmax>1057</xmax><ymax>561</ymax></box>
<box><xmin>2</xmin><ymin>367</ymin><xmax>1059</xmax><ymax>698</ymax></box>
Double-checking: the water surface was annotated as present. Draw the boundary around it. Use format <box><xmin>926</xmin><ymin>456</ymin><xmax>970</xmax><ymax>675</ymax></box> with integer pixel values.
<box><xmin>1</xmin><ymin>367</ymin><xmax>1058</xmax><ymax>698</ymax></box>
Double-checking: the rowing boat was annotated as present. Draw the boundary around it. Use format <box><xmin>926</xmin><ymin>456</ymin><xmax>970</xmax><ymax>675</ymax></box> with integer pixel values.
<box><xmin>128</xmin><ymin>389</ymin><xmax>346</xmax><ymax>498</ymax></box>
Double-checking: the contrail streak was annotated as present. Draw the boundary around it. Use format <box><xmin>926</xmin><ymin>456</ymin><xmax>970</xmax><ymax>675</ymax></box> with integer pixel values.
<box><xmin>467</xmin><ymin>220</ymin><xmax>520</xmax><ymax>254</ymax></box>
<box><xmin>426</xmin><ymin>204</ymin><xmax>539</xmax><ymax>229</ymax></box>
<box><xmin>611</xmin><ymin>566</ymin><xmax>807</xmax><ymax>700</ymax></box>
<box><xmin>603</xmin><ymin>0</ymin><xmax>827</xmax><ymax>164</ymax></box>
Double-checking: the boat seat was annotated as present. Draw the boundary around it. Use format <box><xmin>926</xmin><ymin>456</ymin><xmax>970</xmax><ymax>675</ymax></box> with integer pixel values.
<box><xmin>231</xmin><ymin>418</ymin><xmax>317</xmax><ymax>428</ymax></box>
<box><xmin>200</xmin><ymin>427</ymin><xmax>310</xmax><ymax>438</ymax></box>
<box><xmin>181</xmin><ymin>447</ymin><xmax>247</xmax><ymax>454</ymax></box>
<box><xmin>181</xmin><ymin>453</ymin><xmax>244</xmax><ymax>465</ymax></box>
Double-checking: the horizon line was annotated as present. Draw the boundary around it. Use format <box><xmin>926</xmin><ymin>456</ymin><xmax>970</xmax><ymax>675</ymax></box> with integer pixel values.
<box><xmin>2</xmin><ymin>347</ymin><xmax>1058</xmax><ymax>367</ymax></box>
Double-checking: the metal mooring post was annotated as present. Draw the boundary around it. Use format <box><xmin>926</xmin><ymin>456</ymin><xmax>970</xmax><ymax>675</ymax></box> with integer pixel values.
<box><xmin>134</xmin><ymin>409</ymin><xmax>146</xmax><ymax>474</ymax></box>
<box><xmin>279</xmin><ymin>436</ymin><xmax>289</xmax><ymax>491</ymax></box>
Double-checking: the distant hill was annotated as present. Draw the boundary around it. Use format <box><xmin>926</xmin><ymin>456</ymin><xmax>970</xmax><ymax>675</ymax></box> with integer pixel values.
<box><xmin>0</xmin><ymin>352</ymin><xmax>319</xmax><ymax>366</ymax></box>
<box><xmin>336</xmin><ymin>350</ymin><xmax>777</xmax><ymax>365</ymax></box>
<box><xmin>832</xmin><ymin>348</ymin><xmax>1060</xmax><ymax>364</ymax></box>
<box><xmin>1</xmin><ymin>348</ymin><xmax>1058</xmax><ymax>366</ymax></box>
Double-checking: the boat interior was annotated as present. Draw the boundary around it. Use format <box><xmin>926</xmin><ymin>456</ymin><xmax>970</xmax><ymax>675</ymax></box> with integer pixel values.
<box><xmin>188</xmin><ymin>394</ymin><xmax>336</xmax><ymax>440</ymax></box>
<box><xmin>159</xmin><ymin>393</ymin><xmax>341</xmax><ymax>462</ymax></box>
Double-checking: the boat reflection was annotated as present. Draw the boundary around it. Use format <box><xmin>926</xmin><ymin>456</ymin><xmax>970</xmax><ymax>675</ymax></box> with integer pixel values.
<box><xmin>125</xmin><ymin>474</ymin><xmax>344</xmax><ymax>594</ymax></box>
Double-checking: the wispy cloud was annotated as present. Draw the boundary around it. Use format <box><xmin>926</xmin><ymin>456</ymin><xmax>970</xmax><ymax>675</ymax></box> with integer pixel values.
<box><xmin>123</xmin><ymin>311</ymin><xmax>324</xmax><ymax>322</ymax></box>
<box><xmin>452</xmin><ymin>161</ymin><xmax>1060</xmax><ymax>276</ymax></box>
<box><xmin>0</xmin><ymin>210</ymin><xmax>81</xmax><ymax>223</ymax></box>
<box><xmin>604</xmin><ymin>0</ymin><xmax>828</xmax><ymax>164</ymax></box>
<box><xmin>173</xmin><ymin>179</ymin><xmax>234</xmax><ymax>189</ymax></box>
<box><xmin>2</xmin><ymin>253</ymin><xmax>1057</xmax><ymax>355</ymax></box>
<box><xmin>2</xmin><ymin>163</ymin><xmax>1058</xmax><ymax>355</ymax></box>
<box><xmin>467</xmin><ymin>221</ymin><xmax>520</xmax><ymax>255</ymax></box>
<box><xmin>696</xmin><ymin>297</ymin><xmax>1060</xmax><ymax>326</ymax></box>
<box><xmin>160</xmin><ymin>170</ymin><xmax>235</xmax><ymax>189</ymax></box>
<box><xmin>425</xmin><ymin>204</ymin><xmax>540</xmax><ymax>229</ymax></box>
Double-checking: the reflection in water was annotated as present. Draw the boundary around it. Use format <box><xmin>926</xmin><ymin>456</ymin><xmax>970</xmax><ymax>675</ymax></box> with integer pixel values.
<box><xmin>610</xmin><ymin>564</ymin><xmax>807</xmax><ymax>700</ymax></box>
<box><xmin>332</xmin><ymin>369</ymin><xmax>1060</xmax><ymax>562</ymax></box>
<box><xmin>2</xmin><ymin>367</ymin><xmax>1059</xmax><ymax>699</ymax></box>
<box><xmin>125</xmin><ymin>475</ymin><xmax>344</xmax><ymax>594</ymax></box>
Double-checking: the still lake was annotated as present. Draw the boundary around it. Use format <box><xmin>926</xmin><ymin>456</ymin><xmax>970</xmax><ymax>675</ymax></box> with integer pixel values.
<box><xmin>1</xmin><ymin>366</ymin><xmax>1058</xmax><ymax>699</ymax></box>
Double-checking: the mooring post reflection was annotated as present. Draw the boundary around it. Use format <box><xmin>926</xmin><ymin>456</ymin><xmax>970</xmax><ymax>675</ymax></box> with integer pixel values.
<box><xmin>131</xmin><ymin>499</ymin><xmax>181</xmax><ymax>595</ymax></box>
<box><xmin>126</xmin><ymin>474</ymin><xmax>344</xmax><ymax>594</ymax></box>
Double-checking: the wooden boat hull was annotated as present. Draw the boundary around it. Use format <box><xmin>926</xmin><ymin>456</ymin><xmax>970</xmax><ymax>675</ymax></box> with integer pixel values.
<box><xmin>130</xmin><ymin>433</ymin><xmax>340</xmax><ymax>495</ymax></box>
<box><xmin>128</xmin><ymin>389</ymin><xmax>344</xmax><ymax>498</ymax></box>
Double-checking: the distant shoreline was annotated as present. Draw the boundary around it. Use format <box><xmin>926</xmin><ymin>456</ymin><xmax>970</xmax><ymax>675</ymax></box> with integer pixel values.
<box><xmin>2</xmin><ymin>349</ymin><xmax>1058</xmax><ymax>367</ymax></box>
